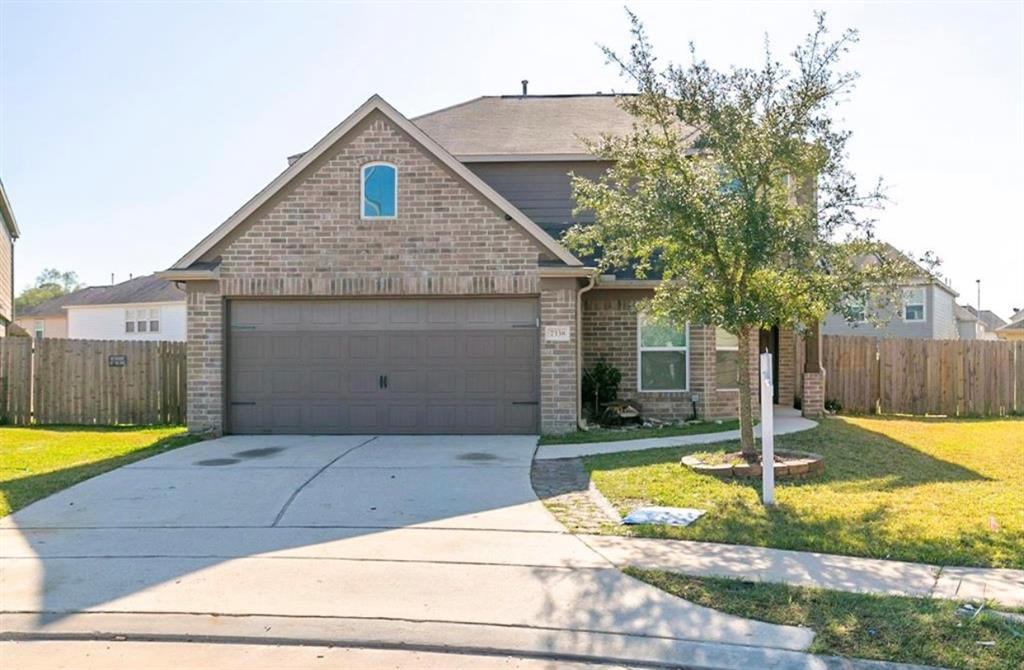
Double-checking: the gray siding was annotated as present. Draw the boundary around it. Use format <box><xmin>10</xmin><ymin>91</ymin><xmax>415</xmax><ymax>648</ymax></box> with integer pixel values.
<box><xmin>930</xmin><ymin>285</ymin><xmax>958</xmax><ymax>339</ymax></box>
<box><xmin>467</xmin><ymin>161</ymin><xmax>611</xmax><ymax>239</ymax></box>
<box><xmin>822</xmin><ymin>283</ymin><xmax>961</xmax><ymax>340</ymax></box>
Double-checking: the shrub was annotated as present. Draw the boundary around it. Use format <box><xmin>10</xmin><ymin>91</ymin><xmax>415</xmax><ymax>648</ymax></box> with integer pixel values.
<box><xmin>582</xmin><ymin>360</ymin><xmax>622</xmax><ymax>420</ymax></box>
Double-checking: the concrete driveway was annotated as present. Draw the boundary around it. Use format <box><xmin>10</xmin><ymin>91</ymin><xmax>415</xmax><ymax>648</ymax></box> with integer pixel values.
<box><xmin>1</xmin><ymin>435</ymin><xmax>813</xmax><ymax>667</ymax></box>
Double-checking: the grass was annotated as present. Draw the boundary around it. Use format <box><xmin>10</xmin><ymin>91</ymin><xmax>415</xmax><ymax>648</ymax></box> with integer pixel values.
<box><xmin>583</xmin><ymin>415</ymin><xmax>1024</xmax><ymax>568</ymax></box>
<box><xmin>538</xmin><ymin>419</ymin><xmax>739</xmax><ymax>445</ymax></box>
<box><xmin>0</xmin><ymin>425</ymin><xmax>201</xmax><ymax>516</ymax></box>
<box><xmin>624</xmin><ymin>568</ymin><xmax>1024</xmax><ymax>670</ymax></box>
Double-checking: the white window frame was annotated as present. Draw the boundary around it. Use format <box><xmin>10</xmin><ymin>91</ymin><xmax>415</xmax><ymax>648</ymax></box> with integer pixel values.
<box><xmin>637</xmin><ymin>313</ymin><xmax>689</xmax><ymax>393</ymax></box>
<box><xmin>902</xmin><ymin>287</ymin><xmax>927</xmax><ymax>323</ymax></box>
<box><xmin>148</xmin><ymin>307</ymin><xmax>160</xmax><ymax>333</ymax></box>
<box><xmin>360</xmin><ymin>161</ymin><xmax>398</xmax><ymax>220</ymax></box>
<box><xmin>125</xmin><ymin>309</ymin><xmax>136</xmax><ymax>334</ymax></box>
<box><xmin>714</xmin><ymin>326</ymin><xmax>740</xmax><ymax>392</ymax></box>
<box><xmin>34</xmin><ymin>320</ymin><xmax>44</xmax><ymax>341</ymax></box>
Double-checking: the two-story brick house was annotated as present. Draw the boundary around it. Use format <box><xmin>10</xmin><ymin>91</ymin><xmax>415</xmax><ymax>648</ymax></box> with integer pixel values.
<box><xmin>163</xmin><ymin>94</ymin><xmax>823</xmax><ymax>436</ymax></box>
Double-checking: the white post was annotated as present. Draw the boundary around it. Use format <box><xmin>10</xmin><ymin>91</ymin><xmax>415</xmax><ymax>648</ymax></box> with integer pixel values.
<box><xmin>760</xmin><ymin>352</ymin><xmax>775</xmax><ymax>506</ymax></box>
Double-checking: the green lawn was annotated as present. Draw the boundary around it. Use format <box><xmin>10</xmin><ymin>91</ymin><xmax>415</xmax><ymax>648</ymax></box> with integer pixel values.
<box><xmin>585</xmin><ymin>416</ymin><xmax>1024</xmax><ymax>568</ymax></box>
<box><xmin>625</xmin><ymin>569</ymin><xmax>1024</xmax><ymax>670</ymax></box>
<box><xmin>0</xmin><ymin>425</ymin><xmax>201</xmax><ymax>516</ymax></box>
<box><xmin>538</xmin><ymin>419</ymin><xmax>739</xmax><ymax>445</ymax></box>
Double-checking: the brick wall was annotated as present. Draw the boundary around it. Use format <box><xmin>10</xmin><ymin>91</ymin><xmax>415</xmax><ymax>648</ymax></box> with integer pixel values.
<box><xmin>184</xmin><ymin>111</ymin><xmax>577</xmax><ymax>434</ymax></box>
<box><xmin>581</xmin><ymin>289</ymin><xmax>763</xmax><ymax>422</ymax></box>
<box><xmin>186</xmin><ymin>281</ymin><xmax>223</xmax><ymax>434</ymax></box>
<box><xmin>540</xmin><ymin>277</ymin><xmax>578</xmax><ymax>434</ymax></box>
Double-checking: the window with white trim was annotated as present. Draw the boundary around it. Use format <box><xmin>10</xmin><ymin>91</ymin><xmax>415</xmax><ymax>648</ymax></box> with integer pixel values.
<box><xmin>903</xmin><ymin>287</ymin><xmax>926</xmax><ymax>322</ymax></box>
<box><xmin>34</xmin><ymin>321</ymin><xmax>44</xmax><ymax>342</ymax></box>
<box><xmin>148</xmin><ymin>308</ymin><xmax>160</xmax><ymax>333</ymax></box>
<box><xmin>361</xmin><ymin>162</ymin><xmax>397</xmax><ymax>219</ymax></box>
<box><xmin>125</xmin><ymin>310</ymin><xmax>136</xmax><ymax>333</ymax></box>
<box><xmin>638</xmin><ymin>314</ymin><xmax>688</xmax><ymax>391</ymax></box>
<box><xmin>715</xmin><ymin>327</ymin><xmax>739</xmax><ymax>390</ymax></box>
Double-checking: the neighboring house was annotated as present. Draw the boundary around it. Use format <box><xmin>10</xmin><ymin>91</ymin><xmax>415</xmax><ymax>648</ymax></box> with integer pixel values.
<box><xmin>995</xmin><ymin>309</ymin><xmax>1024</xmax><ymax>342</ymax></box>
<box><xmin>164</xmin><ymin>93</ymin><xmax>826</xmax><ymax>437</ymax></box>
<box><xmin>822</xmin><ymin>276</ymin><xmax>960</xmax><ymax>340</ymax></box>
<box><xmin>0</xmin><ymin>180</ymin><xmax>21</xmax><ymax>336</ymax></box>
<box><xmin>955</xmin><ymin>305</ymin><xmax>1005</xmax><ymax>341</ymax></box>
<box><xmin>14</xmin><ymin>275</ymin><xmax>185</xmax><ymax>341</ymax></box>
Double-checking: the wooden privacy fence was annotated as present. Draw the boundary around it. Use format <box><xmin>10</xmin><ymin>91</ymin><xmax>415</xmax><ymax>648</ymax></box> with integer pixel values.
<box><xmin>823</xmin><ymin>335</ymin><xmax>1024</xmax><ymax>416</ymax></box>
<box><xmin>0</xmin><ymin>338</ymin><xmax>186</xmax><ymax>426</ymax></box>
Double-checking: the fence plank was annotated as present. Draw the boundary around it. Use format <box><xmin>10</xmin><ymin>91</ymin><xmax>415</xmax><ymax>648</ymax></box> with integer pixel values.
<box><xmin>0</xmin><ymin>337</ymin><xmax>186</xmax><ymax>426</ymax></box>
<box><xmin>823</xmin><ymin>334</ymin><xmax>1020</xmax><ymax>417</ymax></box>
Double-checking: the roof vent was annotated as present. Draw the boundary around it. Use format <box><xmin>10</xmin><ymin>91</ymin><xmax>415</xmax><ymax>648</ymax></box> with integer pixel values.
<box><xmin>521</xmin><ymin>79</ymin><xmax>528</xmax><ymax>96</ymax></box>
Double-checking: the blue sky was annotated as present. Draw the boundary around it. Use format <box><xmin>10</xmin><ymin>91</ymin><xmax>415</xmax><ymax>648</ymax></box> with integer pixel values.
<box><xmin>2</xmin><ymin>1</ymin><xmax>1021</xmax><ymax>317</ymax></box>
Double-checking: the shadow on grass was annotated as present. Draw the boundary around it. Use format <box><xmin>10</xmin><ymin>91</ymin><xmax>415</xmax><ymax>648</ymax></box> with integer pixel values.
<box><xmin>582</xmin><ymin>418</ymin><xmax>1022</xmax><ymax>567</ymax></box>
<box><xmin>1</xmin><ymin>431</ymin><xmax>200</xmax><ymax>516</ymax></box>
<box><xmin>588</xmin><ymin>417</ymin><xmax>993</xmax><ymax>489</ymax></box>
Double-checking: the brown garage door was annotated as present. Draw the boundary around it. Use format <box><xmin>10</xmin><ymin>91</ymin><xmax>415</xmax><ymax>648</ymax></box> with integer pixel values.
<box><xmin>227</xmin><ymin>298</ymin><xmax>539</xmax><ymax>434</ymax></box>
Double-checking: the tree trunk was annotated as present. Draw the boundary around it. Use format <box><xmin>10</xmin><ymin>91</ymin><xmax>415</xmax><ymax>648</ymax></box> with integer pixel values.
<box><xmin>736</xmin><ymin>327</ymin><xmax>757</xmax><ymax>456</ymax></box>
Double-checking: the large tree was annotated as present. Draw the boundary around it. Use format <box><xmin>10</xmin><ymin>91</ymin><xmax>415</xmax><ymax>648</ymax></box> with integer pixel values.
<box><xmin>15</xmin><ymin>268</ymin><xmax>82</xmax><ymax>312</ymax></box>
<box><xmin>566</xmin><ymin>12</ymin><xmax>927</xmax><ymax>455</ymax></box>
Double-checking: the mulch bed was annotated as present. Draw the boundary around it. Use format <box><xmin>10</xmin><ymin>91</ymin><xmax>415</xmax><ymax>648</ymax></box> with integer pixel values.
<box><xmin>680</xmin><ymin>449</ymin><xmax>825</xmax><ymax>480</ymax></box>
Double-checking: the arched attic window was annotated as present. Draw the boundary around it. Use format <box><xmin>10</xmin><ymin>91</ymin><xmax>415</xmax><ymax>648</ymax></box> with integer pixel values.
<box><xmin>361</xmin><ymin>162</ymin><xmax>397</xmax><ymax>219</ymax></box>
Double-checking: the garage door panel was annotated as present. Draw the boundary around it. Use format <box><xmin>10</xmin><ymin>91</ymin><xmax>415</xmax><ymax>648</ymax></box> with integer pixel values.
<box><xmin>388</xmin><ymin>334</ymin><xmax>419</xmax><ymax>359</ymax></box>
<box><xmin>310</xmin><ymin>369</ymin><xmax>344</xmax><ymax>393</ymax></box>
<box><xmin>270</xmin><ymin>336</ymin><xmax>302</xmax><ymax>360</ymax></box>
<box><xmin>425</xmin><ymin>370</ymin><xmax>458</xmax><ymax>394</ymax></box>
<box><xmin>466</xmin><ymin>334</ymin><xmax>497</xmax><ymax>358</ymax></box>
<box><xmin>503</xmin><ymin>333</ymin><xmax>537</xmax><ymax>359</ymax></box>
<box><xmin>348</xmin><ymin>370</ymin><xmax>382</xmax><ymax>394</ymax></box>
<box><xmin>228</xmin><ymin>298</ymin><xmax>538</xmax><ymax>434</ymax></box>
<box><xmin>426</xmin><ymin>334</ymin><xmax>457</xmax><ymax>358</ymax></box>
<box><xmin>309</xmin><ymin>334</ymin><xmax>344</xmax><ymax>359</ymax></box>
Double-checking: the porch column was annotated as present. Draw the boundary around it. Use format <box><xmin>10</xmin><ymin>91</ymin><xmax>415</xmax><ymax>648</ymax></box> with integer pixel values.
<box><xmin>802</xmin><ymin>321</ymin><xmax>825</xmax><ymax>418</ymax></box>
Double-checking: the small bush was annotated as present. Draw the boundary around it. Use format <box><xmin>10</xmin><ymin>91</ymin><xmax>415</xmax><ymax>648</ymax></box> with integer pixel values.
<box><xmin>825</xmin><ymin>398</ymin><xmax>843</xmax><ymax>413</ymax></box>
<box><xmin>582</xmin><ymin>359</ymin><xmax>622</xmax><ymax>420</ymax></box>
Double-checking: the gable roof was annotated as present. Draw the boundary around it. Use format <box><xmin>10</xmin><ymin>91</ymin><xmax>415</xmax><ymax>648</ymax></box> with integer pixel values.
<box><xmin>962</xmin><ymin>305</ymin><xmax>1007</xmax><ymax>331</ymax></box>
<box><xmin>66</xmin><ymin>274</ymin><xmax>184</xmax><ymax>307</ymax></box>
<box><xmin>18</xmin><ymin>275</ymin><xmax>183</xmax><ymax>318</ymax></box>
<box><xmin>17</xmin><ymin>286</ymin><xmax>107</xmax><ymax>318</ymax></box>
<box><xmin>0</xmin><ymin>179</ymin><xmax>20</xmax><ymax>239</ymax></box>
<box><xmin>170</xmin><ymin>94</ymin><xmax>581</xmax><ymax>271</ymax></box>
<box><xmin>413</xmin><ymin>94</ymin><xmax>699</xmax><ymax>162</ymax></box>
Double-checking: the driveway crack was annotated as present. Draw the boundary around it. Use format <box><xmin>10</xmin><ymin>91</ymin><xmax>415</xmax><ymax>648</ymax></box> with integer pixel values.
<box><xmin>272</xmin><ymin>436</ymin><xmax>378</xmax><ymax>526</ymax></box>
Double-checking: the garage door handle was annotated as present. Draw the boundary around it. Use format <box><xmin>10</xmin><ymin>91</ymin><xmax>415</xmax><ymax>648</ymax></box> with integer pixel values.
<box><xmin>512</xmin><ymin>401</ymin><xmax>538</xmax><ymax>406</ymax></box>
<box><xmin>231</xmin><ymin>401</ymin><xmax>256</xmax><ymax>406</ymax></box>
<box><xmin>384</xmin><ymin>375</ymin><xmax>389</xmax><ymax>388</ymax></box>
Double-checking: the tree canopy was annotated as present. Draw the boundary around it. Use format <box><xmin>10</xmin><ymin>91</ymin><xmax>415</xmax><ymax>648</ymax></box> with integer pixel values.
<box><xmin>15</xmin><ymin>268</ymin><xmax>82</xmax><ymax>312</ymax></box>
<box><xmin>566</xmin><ymin>11</ymin><xmax>931</xmax><ymax>453</ymax></box>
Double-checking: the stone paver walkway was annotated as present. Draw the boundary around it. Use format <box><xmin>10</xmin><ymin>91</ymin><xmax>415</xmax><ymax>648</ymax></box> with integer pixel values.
<box><xmin>535</xmin><ymin>406</ymin><xmax>817</xmax><ymax>460</ymax></box>
<box><xmin>581</xmin><ymin>535</ymin><xmax>1024</xmax><ymax>608</ymax></box>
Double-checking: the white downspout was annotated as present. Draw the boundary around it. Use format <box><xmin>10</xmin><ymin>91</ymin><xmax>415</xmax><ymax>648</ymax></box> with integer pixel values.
<box><xmin>576</xmin><ymin>272</ymin><xmax>597</xmax><ymax>430</ymax></box>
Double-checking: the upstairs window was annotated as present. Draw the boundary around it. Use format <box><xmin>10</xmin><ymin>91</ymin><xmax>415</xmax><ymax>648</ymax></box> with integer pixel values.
<box><xmin>903</xmin><ymin>288</ymin><xmax>926</xmax><ymax>322</ymax></box>
<box><xmin>148</xmin><ymin>308</ymin><xmax>160</xmax><ymax>333</ymax></box>
<box><xmin>361</xmin><ymin>162</ymin><xmax>397</xmax><ymax>219</ymax></box>
<box><xmin>638</xmin><ymin>314</ymin><xmax>688</xmax><ymax>392</ymax></box>
<box><xmin>125</xmin><ymin>310</ymin><xmax>136</xmax><ymax>333</ymax></box>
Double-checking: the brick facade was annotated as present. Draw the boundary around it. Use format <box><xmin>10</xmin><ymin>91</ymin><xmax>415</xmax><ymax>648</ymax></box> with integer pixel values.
<box><xmin>581</xmin><ymin>288</ymin><xmax>802</xmax><ymax>423</ymax></box>
<box><xmin>540</xmin><ymin>278</ymin><xmax>578</xmax><ymax>433</ymax></box>
<box><xmin>185</xmin><ymin>281</ymin><xmax>223</xmax><ymax>434</ymax></box>
<box><xmin>185</xmin><ymin>111</ymin><xmax>578</xmax><ymax>434</ymax></box>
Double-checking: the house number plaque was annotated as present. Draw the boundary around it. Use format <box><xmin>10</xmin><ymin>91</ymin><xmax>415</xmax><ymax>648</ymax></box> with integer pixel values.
<box><xmin>544</xmin><ymin>325</ymin><xmax>570</xmax><ymax>343</ymax></box>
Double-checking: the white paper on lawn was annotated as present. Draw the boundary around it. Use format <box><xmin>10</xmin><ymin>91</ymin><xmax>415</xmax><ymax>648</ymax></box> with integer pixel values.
<box><xmin>622</xmin><ymin>506</ymin><xmax>706</xmax><ymax>527</ymax></box>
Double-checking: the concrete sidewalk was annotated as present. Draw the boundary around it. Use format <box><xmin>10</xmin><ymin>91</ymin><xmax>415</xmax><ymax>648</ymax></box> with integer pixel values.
<box><xmin>535</xmin><ymin>407</ymin><xmax>817</xmax><ymax>460</ymax></box>
<box><xmin>582</xmin><ymin>535</ymin><xmax>1024</xmax><ymax>608</ymax></box>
